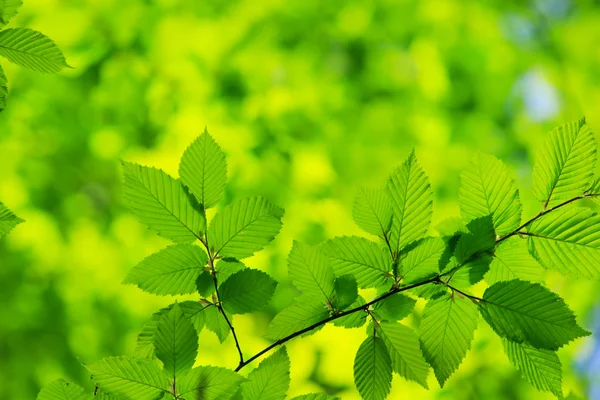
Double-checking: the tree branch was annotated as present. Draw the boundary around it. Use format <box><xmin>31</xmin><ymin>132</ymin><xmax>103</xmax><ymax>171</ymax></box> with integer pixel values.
<box><xmin>233</xmin><ymin>192</ymin><xmax>598</xmax><ymax>373</ymax></box>
<box><xmin>497</xmin><ymin>194</ymin><xmax>592</xmax><ymax>244</ymax></box>
<box><xmin>235</xmin><ymin>275</ymin><xmax>441</xmax><ymax>372</ymax></box>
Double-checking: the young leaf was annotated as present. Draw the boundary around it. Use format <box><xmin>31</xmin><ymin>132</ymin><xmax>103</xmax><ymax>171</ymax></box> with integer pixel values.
<box><xmin>0</xmin><ymin>201</ymin><xmax>23</xmax><ymax>239</ymax></box>
<box><xmin>527</xmin><ymin>207</ymin><xmax>600</xmax><ymax>279</ymax></box>
<box><xmin>288</xmin><ymin>241</ymin><xmax>335</xmax><ymax>302</ymax></box>
<box><xmin>334</xmin><ymin>295</ymin><xmax>367</xmax><ymax>328</ymax></box>
<box><xmin>122</xmin><ymin>162</ymin><xmax>205</xmax><ymax>243</ymax></box>
<box><xmin>377</xmin><ymin>322</ymin><xmax>430</xmax><ymax>388</ymax></box>
<box><xmin>241</xmin><ymin>347</ymin><xmax>290</xmax><ymax>400</ymax></box>
<box><xmin>353</xmin><ymin>335</ymin><xmax>392</xmax><ymax>400</ymax></box>
<box><xmin>87</xmin><ymin>356</ymin><xmax>169</xmax><ymax>400</ymax></box>
<box><xmin>124</xmin><ymin>244</ymin><xmax>208</xmax><ymax>296</ymax></box>
<box><xmin>219</xmin><ymin>268</ymin><xmax>277</xmax><ymax>314</ymax></box>
<box><xmin>179</xmin><ymin>129</ymin><xmax>227</xmax><ymax>209</ymax></box>
<box><xmin>459</xmin><ymin>152</ymin><xmax>522</xmax><ymax>236</ymax></box>
<box><xmin>503</xmin><ymin>340</ymin><xmax>563</xmax><ymax>397</ymax></box>
<box><xmin>0</xmin><ymin>64</ymin><xmax>6</xmax><ymax>112</ymax></box>
<box><xmin>373</xmin><ymin>293</ymin><xmax>416</xmax><ymax>322</ymax></box>
<box><xmin>485</xmin><ymin>237</ymin><xmax>542</xmax><ymax>285</ymax></box>
<box><xmin>479</xmin><ymin>280</ymin><xmax>590</xmax><ymax>350</ymax></box>
<box><xmin>208</xmin><ymin>196</ymin><xmax>284</xmax><ymax>259</ymax></box>
<box><xmin>320</xmin><ymin>236</ymin><xmax>391</xmax><ymax>289</ymax></box>
<box><xmin>398</xmin><ymin>237</ymin><xmax>445</xmax><ymax>284</ymax></box>
<box><xmin>289</xmin><ymin>395</ymin><xmax>340</xmax><ymax>400</ymax></box>
<box><xmin>532</xmin><ymin>119</ymin><xmax>596</xmax><ymax>207</ymax></box>
<box><xmin>177</xmin><ymin>366</ymin><xmax>245</xmax><ymax>400</ymax></box>
<box><xmin>135</xmin><ymin>301</ymin><xmax>206</xmax><ymax>359</ymax></box>
<box><xmin>419</xmin><ymin>294</ymin><xmax>478</xmax><ymax>386</ymax></box>
<box><xmin>36</xmin><ymin>379</ymin><xmax>86</xmax><ymax>400</ymax></box>
<box><xmin>0</xmin><ymin>28</ymin><xmax>69</xmax><ymax>73</ymax></box>
<box><xmin>352</xmin><ymin>187</ymin><xmax>393</xmax><ymax>237</ymax></box>
<box><xmin>387</xmin><ymin>150</ymin><xmax>433</xmax><ymax>253</ymax></box>
<box><xmin>333</xmin><ymin>274</ymin><xmax>358</xmax><ymax>309</ymax></box>
<box><xmin>204</xmin><ymin>305</ymin><xmax>231</xmax><ymax>343</ymax></box>
<box><xmin>0</xmin><ymin>0</ymin><xmax>22</xmax><ymax>28</ymax></box>
<box><xmin>267</xmin><ymin>301</ymin><xmax>330</xmax><ymax>340</ymax></box>
<box><xmin>154</xmin><ymin>303</ymin><xmax>198</xmax><ymax>378</ymax></box>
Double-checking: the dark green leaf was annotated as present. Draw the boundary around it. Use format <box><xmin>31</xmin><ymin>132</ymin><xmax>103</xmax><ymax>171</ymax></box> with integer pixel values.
<box><xmin>219</xmin><ymin>268</ymin><xmax>277</xmax><ymax>314</ymax></box>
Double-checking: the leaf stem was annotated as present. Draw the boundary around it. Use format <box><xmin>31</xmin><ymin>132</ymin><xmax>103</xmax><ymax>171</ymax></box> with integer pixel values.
<box><xmin>235</xmin><ymin>275</ymin><xmax>441</xmax><ymax>372</ymax></box>
<box><xmin>202</xmin><ymin>233</ymin><xmax>245</xmax><ymax>369</ymax></box>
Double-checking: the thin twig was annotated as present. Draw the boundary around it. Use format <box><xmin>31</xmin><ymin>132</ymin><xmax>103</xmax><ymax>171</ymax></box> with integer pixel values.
<box><xmin>235</xmin><ymin>276</ymin><xmax>441</xmax><ymax>372</ymax></box>
<box><xmin>497</xmin><ymin>194</ymin><xmax>590</xmax><ymax>244</ymax></box>
<box><xmin>202</xmin><ymin>233</ymin><xmax>245</xmax><ymax>369</ymax></box>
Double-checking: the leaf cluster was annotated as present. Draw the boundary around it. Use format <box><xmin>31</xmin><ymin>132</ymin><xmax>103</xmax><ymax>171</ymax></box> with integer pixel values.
<box><xmin>38</xmin><ymin>119</ymin><xmax>600</xmax><ymax>399</ymax></box>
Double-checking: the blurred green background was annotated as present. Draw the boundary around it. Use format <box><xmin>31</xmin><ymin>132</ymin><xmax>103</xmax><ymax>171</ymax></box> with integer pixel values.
<box><xmin>1</xmin><ymin>0</ymin><xmax>600</xmax><ymax>398</ymax></box>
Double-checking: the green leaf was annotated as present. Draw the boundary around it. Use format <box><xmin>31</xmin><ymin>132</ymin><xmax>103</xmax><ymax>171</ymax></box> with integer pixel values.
<box><xmin>177</xmin><ymin>366</ymin><xmax>244</xmax><ymax>400</ymax></box>
<box><xmin>352</xmin><ymin>187</ymin><xmax>393</xmax><ymax>237</ymax></box>
<box><xmin>179</xmin><ymin>129</ymin><xmax>227</xmax><ymax>209</ymax></box>
<box><xmin>526</xmin><ymin>207</ymin><xmax>600</xmax><ymax>279</ymax></box>
<box><xmin>447</xmin><ymin>254</ymin><xmax>492</xmax><ymax>290</ymax></box>
<box><xmin>267</xmin><ymin>300</ymin><xmax>329</xmax><ymax>340</ymax></box>
<box><xmin>122</xmin><ymin>162</ymin><xmax>205</xmax><ymax>243</ymax></box>
<box><xmin>289</xmin><ymin>394</ymin><xmax>341</xmax><ymax>400</ymax></box>
<box><xmin>0</xmin><ymin>201</ymin><xmax>23</xmax><ymax>239</ymax></box>
<box><xmin>135</xmin><ymin>301</ymin><xmax>206</xmax><ymax>359</ymax></box>
<box><xmin>0</xmin><ymin>28</ymin><xmax>69</xmax><ymax>73</ymax></box>
<box><xmin>241</xmin><ymin>347</ymin><xmax>290</xmax><ymax>400</ymax></box>
<box><xmin>485</xmin><ymin>237</ymin><xmax>542</xmax><ymax>285</ymax></box>
<box><xmin>377</xmin><ymin>322</ymin><xmax>430</xmax><ymax>388</ymax></box>
<box><xmin>503</xmin><ymin>340</ymin><xmax>563</xmax><ymax>397</ymax></box>
<box><xmin>353</xmin><ymin>335</ymin><xmax>392</xmax><ymax>400</ymax></box>
<box><xmin>124</xmin><ymin>244</ymin><xmax>208</xmax><ymax>296</ymax></box>
<box><xmin>398</xmin><ymin>237</ymin><xmax>445</xmax><ymax>283</ymax></box>
<box><xmin>333</xmin><ymin>274</ymin><xmax>358</xmax><ymax>309</ymax></box>
<box><xmin>587</xmin><ymin>177</ymin><xmax>600</xmax><ymax>198</ymax></box>
<box><xmin>196</xmin><ymin>271</ymin><xmax>215</xmax><ymax>297</ymax></box>
<box><xmin>204</xmin><ymin>305</ymin><xmax>231</xmax><ymax>343</ymax></box>
<box><xmin>209</xmin><ymin>196</ymin><xmax>283</xmax><ymax>259</ymax></box>
<box><xmin>87</xmin><ymin>356</ymin><xmax>169</xmax><ymax>400</ymax></box>
<box><xmin>419</xmin><ymin>294</ymin><xmax>478</xmax><ymax>386</ymax></box>
<box><xmin>219</xmin><ymin>268</ymin><xmax>277</xmax><ymax>314</ymax></box>
<box><xmin>216</xmin><ymin>258</ymin><xmax>246</xmax><ymax>281</ymax></box>
<box><xmin>435</xmin><ymin>217</ymin><xmax>467</xmax><ymax>238</ymax></box>
<box><xmin>458</xmin><ymin>152</ymin><xmax>522</xmax><ymax>236</ymax></box>
<box><xmin>154</xmin><ymin>303</ymin><xmax>198</xmax><ymax>378</ymax></box>
<box><xmin>36</xmin><ymin>379</ymin><xmax>86</xmax><ymax>400</ymax></box>
<box><xmin>333</xmin><ymin>295</ymin><xmax>367</xmax><ymax>328</ymax></box>
<box><xmin>0</xmin><ymin>0</ymin><xmax>22</xmax><ymax>28</ymax></box>
<box><xmin>320</xmin><ymin>236</ymin><xmax>391</xmax><ymax>289</ymax></box>
<box><xmin>0</xmin><ymin>64</ymin><xmax>6</xmax><ymax>112</ymax></box>
<box><xmin>479</xmin><ymin>280</ymin><xmax>590</xmax><ymax>350</ymax></box>
<box><xmin>532</xmin><ymin>119</ymin><xmax>596</xmax><ymax>207</ymax></box>
<box><xmin>288</xmin><ymin>241</ymin><xmax>335</xmax><ymax>302</ymax></box>
<box><xmin>453</xmin><ymin>216</ymin><xmax>496</xmax><ymax>264</ymax></box>
<box><xmin>373</xmin><ymin>293</ymin><xmax>415</xmax><ymax>322</ymax></box>
<box><xmin>387</xmin><ymin>150</ymin><xmax>433</xmax><ymax>253</ymax></box>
